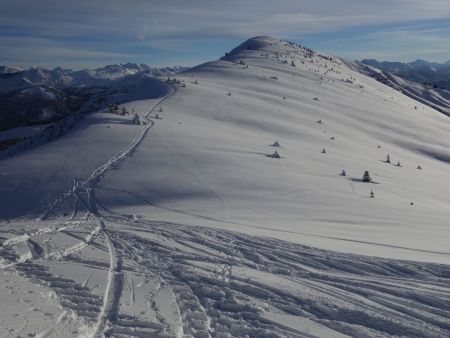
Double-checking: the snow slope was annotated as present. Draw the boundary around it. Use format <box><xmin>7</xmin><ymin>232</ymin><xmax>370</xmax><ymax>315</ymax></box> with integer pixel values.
<box><xmin>97</xmin><ymin>36</ymin><xmax>450</xmax><ymax>263</ymax></box>
<box><xmin>1</xmin><ymin>36</ymin><xmax>450</xmax><ymax>337</ymax></box>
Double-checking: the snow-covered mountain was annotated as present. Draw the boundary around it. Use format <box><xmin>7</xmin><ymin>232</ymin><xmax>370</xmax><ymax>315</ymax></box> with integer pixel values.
<box><xmin>0</xmin><ymin>63</ymin><xmax>187</xmax><ymax>140</ymax></box>
<box><xmin>1</xmin><ymin>36</ymin><xmax>450</xmax><ymax>337</ymax></box>
<box><xmin>350</xmin><ymin>60</ymin><xmax>450</xmax><ymax>117</ymax></box>
<box><xmin>0</xmin><ymin>64</ymin><xmax>187</xmax><ymax>91</ymax></box>
<box><xmin>361</xmin><ymin>58</ymin><xmax>450</xmax><ymax>89</ymax></box>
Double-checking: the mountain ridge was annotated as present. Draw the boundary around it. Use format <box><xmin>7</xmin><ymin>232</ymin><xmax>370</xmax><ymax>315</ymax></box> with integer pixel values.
<box><xmin>361</xmin><ymin>58</ymin><xmax>450</xmax><ymax>89</ymax></box>
<box><xmin>0</xmin><ymin>63</ymin><xmax>187</xmax><ymax>132</ymax></box>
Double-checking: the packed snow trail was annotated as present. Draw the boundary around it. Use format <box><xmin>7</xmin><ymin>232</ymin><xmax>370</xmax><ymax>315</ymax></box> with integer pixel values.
<box><xmin>92</xmin><ymin>218</ymin><xmax>122</xmax><ymax>338</ymax></box>
<box><xmin>40</xmin><ymin>86</ymin><xmax>175</xmax><ymax>220</ymax></box>
<box><xmin>0</xmin><ymin>87</ymin><xmax>176</xmax><ymax>337</ymax></box>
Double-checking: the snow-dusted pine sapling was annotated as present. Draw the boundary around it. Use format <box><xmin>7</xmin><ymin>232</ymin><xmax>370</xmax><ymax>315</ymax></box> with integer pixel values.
<box><xmin>330</xmin><ymin>136</ymin><xmax>335</xmax><ymax>140</ymax></box>
<box><xmin>283</xmin><ymin>96</ymin><xmax>286</xmax><ymax>100</ymax></box>
<box><xmin>417</xmin><ymin>165</ymin><xmax>422</xmax><ymax>170</ymax></box>
<box><xmin>362</xmin><ymin>170</ymin><xmax>371</xmax><ymax>182</ymax></box>
<box><xmin>321</xmin><ymin>148</ymin><xmax>326</xmax><ymax>154</ymax></box>
<box><xmin>370</xmin><ymin>189</ymin><xmax>375</xmax><ymax>198</ymax></box>
<box><xmin>385</xmin><ymin>154</ymin><xmax>391</xmax><ymax>163</ymax></box>
<box><xmin>316</xmin><ymin>119</ymin><xmax>322</xmax><ymax>124</ymax></box>
<box><xmin>268</xmin><ymin>150</ymin><xmax>281</xmax><ymax>158</ymax></box>
<box><xmin>227</xmin><ymin>92</ymin><xmax>232</xmax><ymax>96</ymax></box>
<box><xmin>272</xmin><ymin>141</ymin><xmax>280</xmax><ymax>147</ymax></box>
<box><xmin>194</xmin><ymin>79</ymin><xmax>198</xmax><ymax>84</ymax></box>
<box><xmin>159</xmin><ymin>106</ymin><xmax>163</xmax><ymax>112</ymax></box>
<box><xmin>340</xmin><ymin>169</ymin><xmax>346</xmax><ymax>176</ymax></box>
<box><xmin>291</xmin><ymin>60</ymin><xmax>296</xmax><ymax>67</ymax></box>
<box><xmin>132</xmin><ymin>113</ymin><xmax>140</xmax><ymax>125</ymax></box>
<box><xmin>396</xmin><ymin>160</ymin><xmax>401</xmax><ymax>167</ymax></box>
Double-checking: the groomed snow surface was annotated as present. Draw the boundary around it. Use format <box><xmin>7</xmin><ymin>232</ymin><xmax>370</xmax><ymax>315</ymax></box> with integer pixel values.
<box><xmin>1</xmin><ymin>36</ymin><xmax>450</xmax><ymax>337</ymax></box>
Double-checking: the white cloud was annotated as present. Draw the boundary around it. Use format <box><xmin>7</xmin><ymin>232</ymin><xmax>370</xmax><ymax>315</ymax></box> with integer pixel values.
<box><xmin>1</xmin><ymin>0</ymin><xmax>450</xmax><ymax>67</ymax></box>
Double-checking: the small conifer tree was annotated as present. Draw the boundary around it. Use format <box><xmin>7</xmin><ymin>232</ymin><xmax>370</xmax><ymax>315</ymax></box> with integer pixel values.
<box><xmin>362</xmin><ymin>170</ymin><xmax>371</xmax><ymax>182</ymax></box>
<box><xmin>269</xmin><ymin>150</ymin><xmax>281</xmax><ymax>158</ymax></box>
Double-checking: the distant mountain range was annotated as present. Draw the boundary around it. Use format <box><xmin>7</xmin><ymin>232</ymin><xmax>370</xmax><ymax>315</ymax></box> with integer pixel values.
<box><xmin>360</xmin><ymin>59</ymin><xmax>450</xmax><ymax>90</ymax></box>
<box><xmin>0</xmin><ymin>63</ymin><xmax>187</xmax><ymax>131</ymax></box>
<box><xmin>349</xmin><ymin>59</ymin><xmax>450</xmax><ymax>117</ymax></box>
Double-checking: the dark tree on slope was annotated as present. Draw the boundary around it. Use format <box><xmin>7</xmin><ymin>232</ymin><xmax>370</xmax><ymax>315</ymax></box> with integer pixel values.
<box><xmin>362</xmin><ymin>171</ymin><xmax>371</xmax><ymax>182</ymax></box>
<box><xmin>268</xmin><ymin>151</ymin><xmax>281</xmax><ymax>158</ymax></box>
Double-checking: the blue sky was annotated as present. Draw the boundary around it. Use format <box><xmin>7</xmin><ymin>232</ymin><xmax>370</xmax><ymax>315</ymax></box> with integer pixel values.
<box><xmin>1</xmin><ymin>0</ymin><xmax>450</xmax><ymax>69</ymax></box>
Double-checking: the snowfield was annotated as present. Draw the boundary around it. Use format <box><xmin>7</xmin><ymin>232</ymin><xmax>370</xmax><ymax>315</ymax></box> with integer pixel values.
<box><xmin>1</xmin><ymin>36</ymin><xmax>450</xmax><ymax>337</ymax></box>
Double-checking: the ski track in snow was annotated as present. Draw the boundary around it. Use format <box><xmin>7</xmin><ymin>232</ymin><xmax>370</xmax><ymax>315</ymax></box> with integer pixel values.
<box><xmin>7</xmin><ymin>210</ymin><xmax>442</xmax><ymax>337</ymax></box>
<box><xmin>1</xmin><ymin>90</ymin><xmax>175</xmax><ymax>337</ymax></box>
<box><xmin>92</xmin><ymin>218</ymin><xmax>122</xmax><ymax>338</ymax></box>
<box><xmin>31</xmin><ymin>215</ymin><xmax>447</xmax><ymax>338</ymax></box>
<box><xmin>5</xmin><ymin>185</ymin><xmax>450</xmax><ymax>338</ymax></box>
<box><xmin>2</xmin><ymin>167</ymin><xmax>450</xmax><ymax>337</ymax></box>
<box><xmin>110</xmin><ymin>219</ymin><xmax>450</xmax><ymax>338</ymax></box>
<box><xmin>40</xmin><ymin>86</ymin><xmax>176</xmax><ymax>221</ymax></box>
